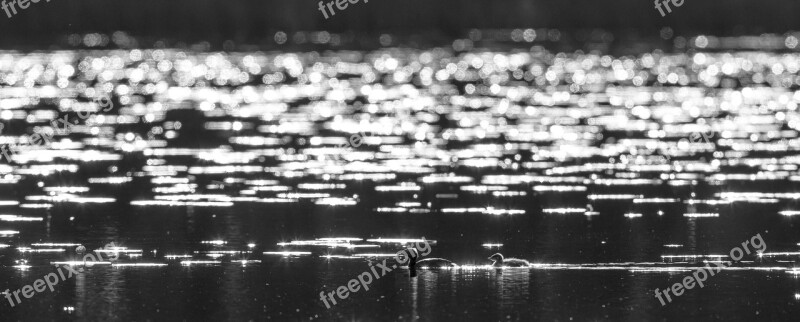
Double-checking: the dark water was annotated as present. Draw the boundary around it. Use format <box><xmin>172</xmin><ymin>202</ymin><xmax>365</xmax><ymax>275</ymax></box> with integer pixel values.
<box><xmin>1</xmin><ymin>39</ymin><xmax>800</xmax><ymax>320</ymax></box>
<box><xmin>3</xmin><ymin>204</ymin><xmax>800</xmax><ymax>320</ymax></box>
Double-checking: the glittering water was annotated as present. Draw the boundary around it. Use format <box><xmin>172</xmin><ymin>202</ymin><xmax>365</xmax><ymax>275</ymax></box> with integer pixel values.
<box><xmin>2</xmin><ymin>36</ymin><xmax>800</xmax><ymax>320</ymax></box>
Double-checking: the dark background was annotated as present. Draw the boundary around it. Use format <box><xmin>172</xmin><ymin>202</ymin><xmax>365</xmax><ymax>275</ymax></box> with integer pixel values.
<box><xmin>0</xmin><ymin>0</ymin><xmax>798</xmax><ymax>47</ymax></box>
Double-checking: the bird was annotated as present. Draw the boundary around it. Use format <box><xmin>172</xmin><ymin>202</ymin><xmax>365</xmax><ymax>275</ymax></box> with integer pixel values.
<box><xmin>403</xmin><ymin>248</ymin><xmax>458</xmax><ymax>269</ymax></box>
<box><xmin>414</xmin><ymin>258</ymin><xmax>459</xmax><ymax>268</ymax></box>
<box><xmin>400</xmin><ymin>248</ymin><xmax>457</xmax><ymax>277</ymax></box>
<box><xmin>488</xmin><ymin>253</ymin><xmax>530</xmax><ymax>267</ymax></box>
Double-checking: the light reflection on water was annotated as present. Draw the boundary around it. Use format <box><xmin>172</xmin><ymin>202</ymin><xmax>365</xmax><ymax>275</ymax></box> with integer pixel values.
<box><xmin>1</xmin><ymin>40</ymin><xmax>800</xmax><ymax>319</ymax></box>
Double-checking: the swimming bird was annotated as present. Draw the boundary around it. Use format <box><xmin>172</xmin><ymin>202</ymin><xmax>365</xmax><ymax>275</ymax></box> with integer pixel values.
<box><xmin>413</xmin><ymin>258</ymin><xmax>459</xmax><ymax>268</ymax></box>
<box><xmin>404</xmin><ymin>248</ymin><xmax>458</xmax><ymax>268</ymax></box>
<box><xmin>488</xmin><ymin>253</ymin><xmax>530</xmax><ymax>267</ymax></box>
<box><xmin>400</xmin><ymin>248</ymin><xmax>457</xmax><ymax>277</ymax></box>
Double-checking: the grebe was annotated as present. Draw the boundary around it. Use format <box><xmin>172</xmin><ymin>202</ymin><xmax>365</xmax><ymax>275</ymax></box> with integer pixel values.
<box><xmin>488</xmin><ymin>253</ymin><xmax>530</xmax><ymax>267</ymax></box>
<box><xmin>401</xmin><ymin>248</ymin><xmax>457</xmax><ymax>276</ymax></box>
<box><xmin>413</xmin><ymin>258</ymin><xmax>458</xmax><ymax>268</ymax></box>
